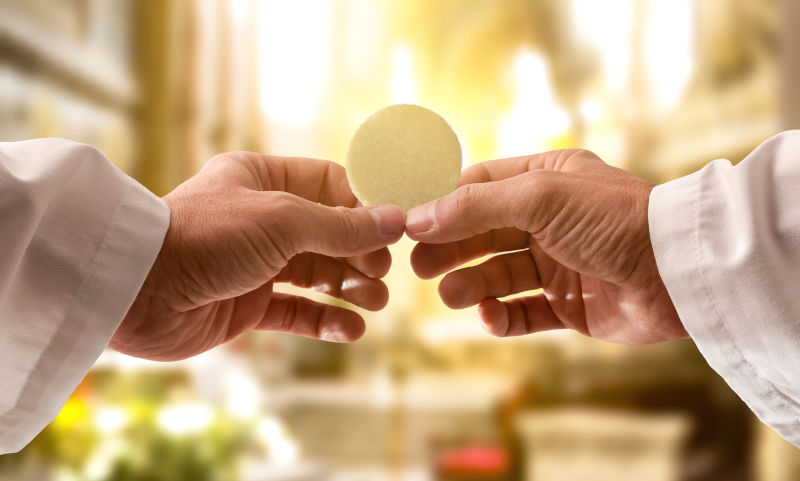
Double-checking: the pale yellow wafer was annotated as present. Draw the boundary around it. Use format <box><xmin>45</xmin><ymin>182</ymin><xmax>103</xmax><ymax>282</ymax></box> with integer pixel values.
<box><xmin>346</xmin><ymin>104</ymin><xmax>462</xmax><ymax>212</ymax></box>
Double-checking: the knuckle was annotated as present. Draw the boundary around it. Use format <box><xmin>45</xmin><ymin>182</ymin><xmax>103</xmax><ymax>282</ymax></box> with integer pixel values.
<box><xmin>331</xmin><ymin>206</ymin><xmax>366</xmax><ymax>246</ymax></box>
<box><xmin>262</xmin><ymin>192</ymin><xmax>302</xmax><ymax>256</ymax></box>
<box><xmin>564</xmin><ymin>147</ymin><xmax>602</xmax><ymax>164</ymax></box>
<box><xmin>268</xmin><ymin>191</ymin><xmax>297</xmax><ymax>211</ymax></box>
<box><xmin>566</xmin><ymin>148</ymin><xmax>592</xmax><ymax>157</ymax></box>
<box><xmin>279</xmin><ymin>298</ymin><xmax>300</xmax><ymax>332</ymax></box>
<box><xmin>525</xmin><ymin>170</ymin><xmax>552</xmax><ymax>202</ymax></box>
<box><xmin>518</xmin><ymin>171</ymin><xmax>555</xmax><ymax>231</ymax></box>
<box><xmin>453</xmin><ymin>183</ymin><xmax>480</xmax><ymax>212</ymax></box>
<box><xmin>323</xmin><ymin>160</ymin><xmax>347</xmax><ymax>180</ymax></box>
<box><xmin>458</xmin><ymin>162</ymin><xmax>491</xmax><ymax>185</ymax></box>
<box><xmin>436</xmin><ymin>184</ymin><xmax>481</xmax><ymax>231</ymax></box>
<box><xmin>205</xmin><ymin>153</ymin><xmax>227</xmax><ymax>166</ymax></box>
<box><xmin>205</xmin><ymin>152</ymin><xmax>240</xmax><ymax>168</ymax></box>
<box><xmin>204</xmin><ymin>152</ymin><xmax>261</xmax><ymax>177</ymax></box>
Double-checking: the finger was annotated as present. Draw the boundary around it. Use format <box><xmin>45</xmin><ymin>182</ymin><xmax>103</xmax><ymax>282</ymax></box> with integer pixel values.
<box><xmin>410</xmin><ymin>228</ymin><xmax>529</xmax><ymax>279</ymax></box>
<box><xmin>237</xmin><ymin>154</ymin><xmax>360</xmax><ymax>207</ymax></box>
<box><xmin>478</xmin><ymin>296</ymin><xmax>564</xmax><ymax>337</ymax></box>
<box><xmin>438</xmin><ymin>250</ymin><xmax>541</xmax><ymax>309</ymax></box>
<box><xmin>200</xmin><ymin>153</ymin><xmax>354</xmax><ymax>206</ymax></box>
<box><xmin>274</xmin><ymin>158</ymin><xmax>358</xmax><ymax>207</ymax></box>
<box><xmin>256</xmin><ymin>292</ymin><xmax>366</xmax><ymax>342</ymax></box>
<box><xmin>274</xmin><ymin>195</ymin><xmax>405</xmax><ymax>258</ymax></box>
<box><xmin>406</xmin><ymin>170</ymin><xmax>558</xmax><ymax>243</ymax></box>
<box><xmin>458</xmin><ymin>149</ymin><xmax>596</xmax><ymax>185</ymax></box>
<box><xmin>276</xmin><ymin>253</ymin><xmax>389</xmax><ymax>311</ymax></box>
<box><xmin>344</xmin><ymin>247</ymin><xmax>392</xmax><ymax>279</ymax></box>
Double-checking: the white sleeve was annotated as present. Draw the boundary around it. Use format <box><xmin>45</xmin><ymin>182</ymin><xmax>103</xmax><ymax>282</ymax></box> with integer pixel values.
<box><xmin>0</xmin><ymin>138</ymin><xmax>169</xmax><ymax>454</ymax></box>
<box><xmin>649</xmin><ymin>130</ymin><xmax>800</xmax><ymax>446</ymax></box>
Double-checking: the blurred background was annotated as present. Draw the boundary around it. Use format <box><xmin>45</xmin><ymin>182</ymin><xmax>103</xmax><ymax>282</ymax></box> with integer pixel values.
<box><xmin>1</xmin><ymin>0</ymin><xmax>799</xmax><ymax>480</ymax></box>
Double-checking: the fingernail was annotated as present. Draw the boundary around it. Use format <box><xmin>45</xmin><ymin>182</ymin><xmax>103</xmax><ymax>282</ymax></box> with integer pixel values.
<box><xmin>406</xmin><ymin>204</ymin><xmax>434</xmax><ymax>234</ymax></box>
<box><xmin>369</xmin><ymin>205</ymin><xmax>405</xmax><ymax>237</ymax></box>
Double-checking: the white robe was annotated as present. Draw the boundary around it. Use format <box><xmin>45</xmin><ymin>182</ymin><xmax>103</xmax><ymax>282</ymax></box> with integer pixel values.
<box><xmin>1</xmin><ymin>132</ymin><xmax>799</xmax><ymax>454</ymax></box>
<box><xmin>650</xmin><ymin>130</ymin><xmax>800</xmax><ymax>447</ymax></box>
<box><xmin>0</xmin><ymin>139</ymin><xmax>169</xmax><ymax>454</ymax></box>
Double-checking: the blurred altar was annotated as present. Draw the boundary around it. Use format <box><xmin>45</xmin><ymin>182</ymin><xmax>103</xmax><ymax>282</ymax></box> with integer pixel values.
<box><xmin>1</xmin><ymin>0</ymin><xmax>799</xmax><ymax>480</ymax></box>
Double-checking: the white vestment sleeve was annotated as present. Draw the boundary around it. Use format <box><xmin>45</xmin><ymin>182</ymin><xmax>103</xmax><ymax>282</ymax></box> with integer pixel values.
<box><xmin>0</xmin><ymin>139</ymin><xmax>169</xmax><ymax>454</ymax></box>
<box><xmin>649</xmin><ymin>130</ymin><xmax>800</xmax><ymax>446</ymax></box>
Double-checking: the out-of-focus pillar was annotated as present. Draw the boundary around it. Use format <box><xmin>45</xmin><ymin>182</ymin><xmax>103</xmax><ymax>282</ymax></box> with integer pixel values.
<box><xmin>132</xmin><ymin>0</ymin><xmax>179</xmax><ymax>196</ymax></box>
<box><xmin>781</xmin><ymin>0</ymin><xmax>800</xmax><ymax>130</ymax></box>
<box><xmin>174</xmin><ymin>0</ymin><xmax>201</xmax><ymax>181</ymax></box>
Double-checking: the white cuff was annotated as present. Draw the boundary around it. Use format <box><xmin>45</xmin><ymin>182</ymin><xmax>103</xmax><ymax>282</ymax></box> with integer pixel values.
<box><xmin>0</xmin><ymin>172</ymin><xmax>169</xmax><ymax>453</ymax></box>
<box><xmin>650</xmin><ymin>160</ymin><xmax>800</xmax><ymax>447</ymax></box>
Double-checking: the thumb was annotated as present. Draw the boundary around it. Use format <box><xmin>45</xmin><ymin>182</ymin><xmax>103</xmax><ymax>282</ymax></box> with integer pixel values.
<box><xmin>405</xmin><ymin>170</ymin><xmax>560</xmax><ymax>243</ymax></box>
<box><xmin>278</xmin><ymin>196</ymin><xmax>405</xmax><ymax>257</ymax></box>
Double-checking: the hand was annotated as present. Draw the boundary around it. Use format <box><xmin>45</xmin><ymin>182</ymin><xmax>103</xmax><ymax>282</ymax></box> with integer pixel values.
<box><xmin>111</xmin><ymin>152</ymin><xmax>405</xmax><ymax>361</ymax></box>
<box><xmin>405</xmin><ymin>149</ymin><xmax>687</xmax><ymax>345</ymax></box>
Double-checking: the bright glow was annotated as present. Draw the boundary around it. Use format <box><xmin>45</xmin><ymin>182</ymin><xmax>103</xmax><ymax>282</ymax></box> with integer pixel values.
<box><xmin>94</xmin><ymin>407</ymin><xmax>129</xmax><ymax>434</ymax></box>
<box><xmin>343</xmin><ymin>0</ymin><xmax>383</xmax><ymax>77</ymax></box>
<box><xmin>571</xmin><ymin>0</ymin><xmax>634</xmax><ymax>93</ymax></box>
<box><xmin>54</xmin><ymin>468</ymin><xmax>80</xmax><ymax>481</ymax></box>
<box><xmin>229</xmin><ymin>0</ymin><xmax>249</xmax><ymax>26</ymax></box>
<box><xmin>84</xmin><ymin>439</ymin><xmax>124</xmax><ymax>481</ymax></box>
<box><xmin>157</xmin><ymin>403</ymin><xmax>213</xmax><ymax>436</ymax></box>
<box><xmin>84</xmin><ymin>454</ymin><xmax>111</xmax><ymax>481</ymax></box>
<box><xmin>256</xmin><ymin>416</ymin><xmax>300</xmax><ymax>465</ymax></box>
<box><xmin>270</xmin><ymin>436</ymin><xmax>300</xmax><ymax>464</ymax></box>
<box><xmin>497</xmin><ymin>50</ymin><xmax>570</xmax><ymax>157</ymax></box>
<box><xmin>422</xmin><ymin>315</ymin><xmax>488</xmax><ymax>343</ymax></box>
<box><xmin>370</xmin><ymin>371</ymin><xmax>395</xmax><ymax>408</ymax></box>
<box><xmin>224</xmin><ymin>372</ymin><xmax>261</xmax><ymax>419</ymax></box>
<box><xmin>389</xmin><ymin>44</ymin><xmax>417</xmax><ymax>103</ymax></box>
<box><xmin>257</xmin><ymin>417</ymin><xmax>284</xmax><ymax>441</ymax></box>
<box><xmin>644</xmin><ymin>0</ymin><xmax>694</xmax><ymax>111</ymax></box>
<box><xmin>258</xmin><ymin>1</ymin><xmax>332</xmax><ymax>126</ymax></box>
<box><xmin>580</xmin><ymin>97</ymin><xmax>604</xmax><ymax>124</ymax></box>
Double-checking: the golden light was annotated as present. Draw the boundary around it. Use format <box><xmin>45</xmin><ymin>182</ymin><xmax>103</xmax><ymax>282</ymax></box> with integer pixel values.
<box><xmin>257</xmin><ymin>1</ymin><xmax>333</xmax><ymax>126</ymax></box>
<box><xmin>497</xmin><ymin>49</ymin><xmax>570</xmax><ymax>156</ymax></box>
<box><xmin>571</xmin><ymin>0</ymin><xmax>634</xmax><ymax>93</ymax></box>
<box><xmin>389</xmin><ymin>43</ymin><xmax>418</xmax><ymax>104</ymax></box>
<box><xmin>256</xmin><ymin>416</ymin><xmax>300</xmax><ymax>465</ymax></box>
<box><xmin>93</xmin><ymin>406</ymin><xmax>129</xmax><ymax>435</ymax></box>
<box><xmin>644</xmin><ymin>0</ymin><xmax>694</xmax><ymax>111</ymax></box>
<box><xmin>156</xmin><ymin>403</ymin><xmax>214</xmax><ymax>436</ymax></box>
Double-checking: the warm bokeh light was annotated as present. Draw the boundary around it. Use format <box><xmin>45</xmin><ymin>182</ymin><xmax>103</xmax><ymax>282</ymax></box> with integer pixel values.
<box><xmin>258</xmin><ymin>1</ymin><xmax>332</xmax><ymax>127</ymax></box>
<box><xmin>1</xmin><ymin>0</ymin><xmax>798</xmax><ymax>480</ymax></box>
<box><xmin>390</xmin><ymin>44</ymin><xmax>419</xmax><ymax>104</ymax></box>
<box><xmin>94</xmin><ymin>408</ymin><xmax>129</xmax><ymax>435</ymax></box>
<box><xmin>496</xmin><ymin>49</ymin><xmax>570</xmax><ymax>156</ymax></box>
<box><xmin>156</xmin><ymin>404</ymin><xmax>214</xmax><ymax>436</ymax></box>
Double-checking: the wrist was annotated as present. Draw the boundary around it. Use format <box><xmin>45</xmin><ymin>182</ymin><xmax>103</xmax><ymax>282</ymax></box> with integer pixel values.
<box><xmin>640</xmin><ymin>181</ymin><xmax>689</xmax><ymax>340</ymax></box>
<box><xmin>111</xmin><ymin>199</ymin><xmax>181</xmax><ymax>352</ymax></box>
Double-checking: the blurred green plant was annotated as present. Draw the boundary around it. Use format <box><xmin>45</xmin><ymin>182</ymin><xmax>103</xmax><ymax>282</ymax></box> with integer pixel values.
<box><xmin>101</xmin><ymin>422</ymin><xmax>249</xmax><ymax>481</ymax></box>
<box><xmin>0</xmin><ymin>370</ymin><xmax>259</xmax><ymax>481</ymax></box>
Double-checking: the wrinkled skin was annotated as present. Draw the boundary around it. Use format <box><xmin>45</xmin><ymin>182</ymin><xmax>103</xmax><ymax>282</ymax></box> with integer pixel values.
<box><xmin>111</xmin><ymin>152</ymin><xmax>404</xmax><ymax>361</ymax></box>
<box><xmin>406</xmin><ymin>149</ymin><xmax>687</xmax><ymax>345</ymax></box>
